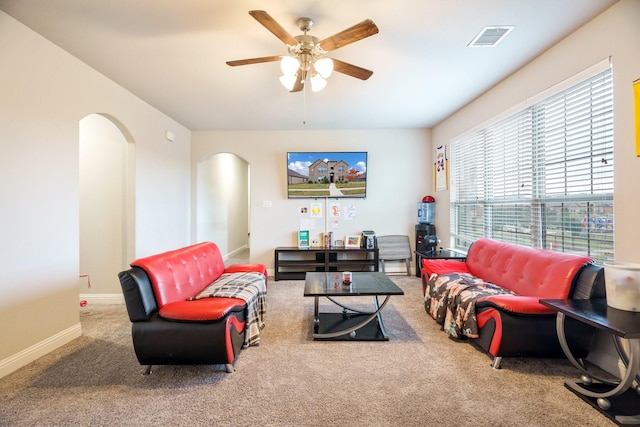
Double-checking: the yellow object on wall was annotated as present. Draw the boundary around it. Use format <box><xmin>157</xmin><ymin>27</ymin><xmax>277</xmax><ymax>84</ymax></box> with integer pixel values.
<box><xmin>635</xmin><ymin>79</ymin><xmax>640</xmax><ymax>156</ymax></box>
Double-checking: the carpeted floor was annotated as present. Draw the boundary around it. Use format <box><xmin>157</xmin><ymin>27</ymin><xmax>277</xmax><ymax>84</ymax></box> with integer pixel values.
<box><xmin>0</xmin><ymin>275</ymin><xmax>615</xmax><ymax>426</ymax></box>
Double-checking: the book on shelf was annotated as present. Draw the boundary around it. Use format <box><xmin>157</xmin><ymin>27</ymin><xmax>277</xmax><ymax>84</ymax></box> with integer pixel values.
<box><xmin>298</xmin><ymin>230</ymin><xmax>309</xmax><ymax>249</ymax></box>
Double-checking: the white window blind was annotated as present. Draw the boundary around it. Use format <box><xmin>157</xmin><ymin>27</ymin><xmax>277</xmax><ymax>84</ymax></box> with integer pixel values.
<box><xmin>450</xmin><ymin>64</ymin><xmax>613</xmax><ymax>263</ymax></box>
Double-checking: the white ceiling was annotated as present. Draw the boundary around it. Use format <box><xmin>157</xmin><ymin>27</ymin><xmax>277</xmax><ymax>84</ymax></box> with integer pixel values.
<box><xmin>0</xmin><ymin>0</ymin><xmax>618</xmax><ymax>131</ymax></box>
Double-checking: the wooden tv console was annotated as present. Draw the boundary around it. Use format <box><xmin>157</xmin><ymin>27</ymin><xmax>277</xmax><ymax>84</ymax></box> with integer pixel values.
<box><xmin>274</xmin><ymin>247</ymin><xmax>379</xmax><ymax>281</ymax></box>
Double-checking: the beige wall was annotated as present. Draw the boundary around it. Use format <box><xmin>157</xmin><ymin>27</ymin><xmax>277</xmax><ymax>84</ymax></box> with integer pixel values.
<box><xmin>191</xmin><ymin>129</ymin><xmax>432</xmax><ymax>274</ymax></box>
<box><xmin>0</xmin><ymin>11</ymin><xmax>191</xmax><ymax>377</ymax></box>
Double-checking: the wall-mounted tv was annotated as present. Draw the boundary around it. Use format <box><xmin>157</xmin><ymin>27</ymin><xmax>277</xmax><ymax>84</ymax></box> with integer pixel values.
<box><xmin>287</xmin><ymin>151</ymin><xmax>367</xmax><ymax>199</ymax></box>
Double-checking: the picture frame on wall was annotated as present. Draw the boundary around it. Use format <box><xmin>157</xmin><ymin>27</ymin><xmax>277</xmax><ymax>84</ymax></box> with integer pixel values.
<box><xmin>345</xmin><ymin>235</ymin><xmax>361</xmax><ymax>249</ymax></box>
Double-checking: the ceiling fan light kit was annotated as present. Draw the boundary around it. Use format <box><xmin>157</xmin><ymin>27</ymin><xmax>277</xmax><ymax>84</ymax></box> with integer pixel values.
<box><xmin>279</xmin><ymin>74</ymin><xmax>297</xmax><ymax>91</ymax></box>
<box><xmin>309</xmin><ymin>73</ymin><xmax>327</xmax><ymax>92</ymax></box>
<box><xmin>280</xmin><ymin>56</ymin><xmax>300</xmax><ymax>75</ymax></box>
<box><xmin>314</xmin><ymin>58</ymin><xmax>334</xmax><ymax>79</ymax></box>
<box><xmin>227</xmin><ymin>10</ymin><xmax>378</xmax><ymax>93</ymax></box>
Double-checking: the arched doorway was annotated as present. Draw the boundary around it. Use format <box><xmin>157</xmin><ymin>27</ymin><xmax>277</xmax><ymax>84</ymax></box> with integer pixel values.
<box><xmin>79</xmin><ymin>114</ymin><xmax>134</xmax><ymax>302</ymax></box>
<box><xmin>196</xmin><ymin>153</ymin><xmax>250</xmax><ymax>262</ymax></box>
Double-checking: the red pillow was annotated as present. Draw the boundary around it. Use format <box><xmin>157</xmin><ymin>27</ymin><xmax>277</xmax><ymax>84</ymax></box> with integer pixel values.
<box><xmin>421</xmin><ymin>259</ymin><xmax>470</xmax><ymax>277</ymax></box>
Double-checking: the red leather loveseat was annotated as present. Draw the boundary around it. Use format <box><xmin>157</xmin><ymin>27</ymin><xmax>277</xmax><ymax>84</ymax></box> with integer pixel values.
<box><xmin>118</xmin><ymin>242</ymin><xmax>267</xmax><ymax>374</ymax></box>
<box><xmin>422</xmin><ymin>238</ymin><xmax>604</xmax><ymax>368</ymax></box>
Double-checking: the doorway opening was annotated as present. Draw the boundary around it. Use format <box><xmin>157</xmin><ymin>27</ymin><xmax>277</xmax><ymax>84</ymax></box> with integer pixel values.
<box><xmin>79</xmin><ymin>113</ymin><xmax>135</xmax><ymax>303</ymax></box>
<box><xmin>196</xmin><ymin>153</ymin><xmax>250</xmax><ymax>263</ymax></box>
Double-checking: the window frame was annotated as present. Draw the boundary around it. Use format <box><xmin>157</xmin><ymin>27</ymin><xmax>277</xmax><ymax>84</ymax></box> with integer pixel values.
<box><xmin>449</xmin><ymin>59</ymin><xmax>614</xmax><ymax>263</ymax></box>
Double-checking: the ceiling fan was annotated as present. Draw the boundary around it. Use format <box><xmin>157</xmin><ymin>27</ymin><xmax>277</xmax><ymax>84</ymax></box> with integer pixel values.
<box><xmin>226</xmin><ymin>10</ymin><xmax>379</xmax><ymax>92</ymax></box>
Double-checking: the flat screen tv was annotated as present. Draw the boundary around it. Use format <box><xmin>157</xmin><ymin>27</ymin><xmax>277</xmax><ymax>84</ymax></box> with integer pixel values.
<box><xmin>287</xmin><ymin>151</ymin><xmax>367</xmax><ymax>199</ymax></box>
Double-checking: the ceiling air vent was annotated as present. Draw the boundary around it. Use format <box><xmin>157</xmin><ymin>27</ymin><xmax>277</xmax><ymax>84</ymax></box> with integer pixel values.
<box><xmin>468</xmin><ymin>26</ymin><xmax>514</xmax><ymax>47</ymax></box>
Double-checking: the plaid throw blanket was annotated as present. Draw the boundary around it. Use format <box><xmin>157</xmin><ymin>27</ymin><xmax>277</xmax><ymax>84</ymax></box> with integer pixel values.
<box><xmin>424</xmin><ymin>272</ymin><xmax>516</xmax><ymax>339</ymax></box>
<box><xmin>190</xmin><ymin>272</ymin><xmax>267</xmax><ymax>347</ymax></box>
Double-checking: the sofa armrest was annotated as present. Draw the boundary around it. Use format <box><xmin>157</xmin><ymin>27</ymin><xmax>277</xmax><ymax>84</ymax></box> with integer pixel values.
<box><xmin>118</xmin><ymin>267</ymin><xmax>158</xmax><ymax>321</ymax></box>
<box><xmin>159</xmin><ymin>298</ymin><xmax>246</xmax><ymax>322</ymax></box>
<box><xmin>225</xmin><ymin>263</ymin><xmax>268</xmax><ymax>287</ymax></box>
<box><xmin>421</xmin><ymin>259</ymin><xmax>470</xmax><ymax>277</ymax></box>
<box><xmin>224</xmin><ymin>263</ymin><xmax>267</xmax><ymax>275</ymax></box>
<box><xmin>476</xmin><ymin>295</ymin><xmax>556</xmax><ymax>315</ymax></box>
<box><xmin>571</xmin><ymin>263</ymin><xmax>605</xmax><ymax>299</ymax></box>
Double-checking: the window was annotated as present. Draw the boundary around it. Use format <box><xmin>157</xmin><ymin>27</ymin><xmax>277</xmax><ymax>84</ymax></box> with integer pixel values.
<box><xmin>450</xmin><ymin>61</ymin><xmax>613</xmax><ymax>264</ymax></box>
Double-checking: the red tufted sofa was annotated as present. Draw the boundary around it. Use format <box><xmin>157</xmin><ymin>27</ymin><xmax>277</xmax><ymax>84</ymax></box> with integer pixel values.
<box><xmin>422</xmin><ymin>238</ymin><xmax>605</xmax><ymax>368</ymax></box>
<box><xmin>118</xmin><ymin>242</ymin><xmax>267</xmax><ymax>374</ymax></box>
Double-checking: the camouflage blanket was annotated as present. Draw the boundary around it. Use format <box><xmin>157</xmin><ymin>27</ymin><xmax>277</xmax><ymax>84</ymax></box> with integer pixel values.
<box><xmin>191</xmin><ymin>272</ymin><xmax>267</xmax><ymax>347</ymax></box>
<box><xmin>424</xmin><ymin>272</ymin><xmax>516</xmax><ymax>338</ymax></box>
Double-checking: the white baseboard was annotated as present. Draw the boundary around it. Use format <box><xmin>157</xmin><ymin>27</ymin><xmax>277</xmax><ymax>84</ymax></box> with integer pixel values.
<box><xmin>79</xmin><ymin>293</ymin><xmax>125</xmax><ymax>305</ymax></box>
<box><xmin>223</xmin><ymin>244</ymin><xmax>249</xmax><ymax>261</ymax></box>
<box><xmin>0</xmin><ymin>322</ymin><xmax>82</xmax><ymax>379</ymax></box>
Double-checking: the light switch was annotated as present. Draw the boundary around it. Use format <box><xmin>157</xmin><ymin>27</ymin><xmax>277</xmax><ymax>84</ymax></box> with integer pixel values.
<box><xmin>262</xmin><ymin>200</ymin><xmax>272</xmax><ymax>208</ymax></box>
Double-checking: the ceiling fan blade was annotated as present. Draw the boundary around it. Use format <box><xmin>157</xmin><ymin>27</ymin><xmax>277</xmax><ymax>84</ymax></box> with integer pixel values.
<box><xmin>226</xmin><ymin>55</ymin><xmax>282</xmax><ymax>66</ymax></box>
<box><xmin>249</xmin><ymin>10</ymin><xmax>298</xmax><ymax>46</ymax></box>
<box><xmin>290</xmin><ymin>71</ymin><xmax>305</xmax><ymax>92</ymax></box>
<box><xmin>331</xmin><ymin>58</ymin><xmax>374</xmax><ymax>80</ymax></box>
<box><xmin>319</xmin><ymin>19</ymin><xmax>379</xmax><ymax>52</ymax></box>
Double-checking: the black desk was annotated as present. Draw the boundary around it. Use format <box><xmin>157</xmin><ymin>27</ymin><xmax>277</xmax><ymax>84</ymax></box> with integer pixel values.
<box><xmin>540</xmin><ymin>298</ymin><xmax>640</xmax><ymax>425</ymax></box>
<box><xmin>414</xmin><ymin>249</ymin><xmax>466</xmax><ymax>277</ymax></box>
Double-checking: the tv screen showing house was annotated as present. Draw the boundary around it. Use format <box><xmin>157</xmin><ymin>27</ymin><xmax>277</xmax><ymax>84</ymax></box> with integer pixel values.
<box><xmin>287</xmin><ymin>152</ymin><xmax>367</xmax><ymax>199</ymax></box>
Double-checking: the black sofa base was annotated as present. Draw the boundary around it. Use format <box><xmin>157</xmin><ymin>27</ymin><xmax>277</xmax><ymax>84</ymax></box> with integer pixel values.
<box><xmin>472</xmin><ymin>311</ymin><xmax>597</xmax><ymax>368</ymax></box>
<box><xmin>132</xmin><ymin>311</ymin><xmax>246</xmax><ymax>369</ymax></box>
<box><xmin>119</xmin><ymin>266</ymin><xmax>249</xmax><ymax>374</ymax></box>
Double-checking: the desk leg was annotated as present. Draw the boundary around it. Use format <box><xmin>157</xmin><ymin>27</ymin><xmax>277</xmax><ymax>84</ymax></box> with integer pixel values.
<box><xmin>556</xmin><ymin>313</ymin><xmax>617</xmax><ymax>385</ymax></box>
<box><xmin>557</xmin><ymin>312</ymin><xmax>640</xmax><ymax>423</ymax></box>
<box><xmin>313</xmin><ymin>296</ymin><xmax>320</xmax><ymax>326</ymax></box>
<box><xmin>613</xmin><ymin>335</ymin><xmax>640</xmax><ymax>389</ymax></box>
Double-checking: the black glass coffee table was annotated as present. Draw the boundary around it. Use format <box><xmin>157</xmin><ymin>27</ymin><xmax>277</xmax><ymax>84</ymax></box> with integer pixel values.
<box><xmin>303</xmin><ymin>272</ymin><xmax>404</xmax><ymax>341</ymax></box>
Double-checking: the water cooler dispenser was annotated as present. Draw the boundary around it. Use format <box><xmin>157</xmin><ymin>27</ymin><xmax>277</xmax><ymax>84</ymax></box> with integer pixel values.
<box><xmin>415</xmin><ymin>197</ymin><xmax>438</xmax><ymax>276</ymax></box>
